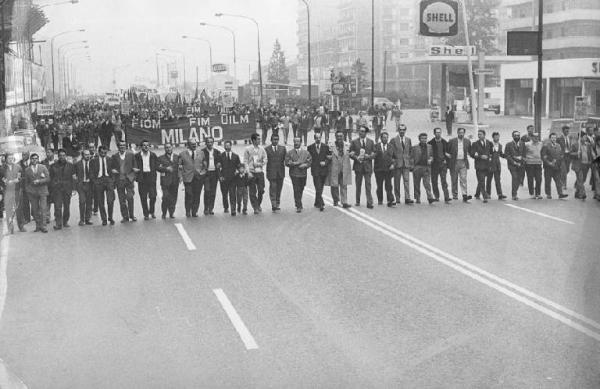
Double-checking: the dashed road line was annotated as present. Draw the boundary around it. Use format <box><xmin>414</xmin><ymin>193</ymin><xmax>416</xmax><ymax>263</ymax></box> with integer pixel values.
<box><xmin>213</xmin><ymin>288</ymin><xmax>258</xmax><ymax>350</ymax></box>
<box><xmin>504</xmin><ymin>203</ymin><xmax>575</xmax><ymax>225</ymax></box>
<box><xmin>174</xmin><ymin>223</ymin><xmax>197</xmax><ymax>251</ymax></box>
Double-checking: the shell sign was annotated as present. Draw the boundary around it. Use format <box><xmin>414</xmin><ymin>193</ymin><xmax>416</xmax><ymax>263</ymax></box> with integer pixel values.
<box><xmin>420</xmin><ymin>0</ymin><xmax>458</xmax><ymax>37</ymax></box>
<box><xmin>212</xmin><ymin>63</ymin><xmax>228</xmax><ymax>73</ymax></box>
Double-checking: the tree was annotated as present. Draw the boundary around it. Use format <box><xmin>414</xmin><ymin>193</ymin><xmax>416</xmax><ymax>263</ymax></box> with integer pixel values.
<box><xmin>267</xmin><ymin>39</ymin><xmax>289</xmax><ymax>84</ymax></box>
<box><xmin>351</xmin><ymin>58</ymin><xmax>368</xmax><ymax>93</ymax></box>
<box><xmin>445</xmin><ymin>0</ymin><xmax>501</xmax><ymax>54</ymax></box>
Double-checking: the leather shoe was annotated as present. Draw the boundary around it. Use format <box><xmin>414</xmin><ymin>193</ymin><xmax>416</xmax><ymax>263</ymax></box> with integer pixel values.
<box><xmin>40</xmin><ymin>228</ymin><xmax>48</xmax><ymax>233</ymax></box>
<box><xmin>405</xmin><ymin>199</ymin><xmax>414</xmax><ymax>205</ymax></box>
<box><xmin>85</xmin><ymin>221</ymin><xmax>93</xmax><ymax>225</ymax></box>
<box><xmin>342</xmin><ymin>203</ymin><xmax>352</xmax><ymax>209</ymax></box>
<box><xmin>366</xmin><ymin>204</ymin><xmax>374</xmax><ymax>209</ymax></box>
<box><xmin>102</xmin><ymin>220</ymin><xmax>107</xmax><ymax>226</ymax></box>
<box><xmin>109</xmin><ymin>219</ymin><xmax>115</xmax><ymax>225</ymax></box>
<box><xmin>130</xmin><ymin>217</ymin><xmax>137</xmax><ymax>222</ymax></box>
<box><xmin>78</xmin><ymin>221</ymin><xmax>85</xmax><ymax>226</ymax></box>
<box><xmin>428</xmin><ymin>198</ymin><xmax>435</xmax><ymax>204</ymax></box>
<box><xmin>53</xmin><ymin>225</ymin><xmax>62</xmax><ymax>230</ymax></box>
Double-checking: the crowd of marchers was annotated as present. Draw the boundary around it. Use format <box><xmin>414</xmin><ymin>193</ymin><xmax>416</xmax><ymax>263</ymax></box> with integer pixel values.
<box><xmin>1</xmin><ymin>120</ymin><xmax>599</xmax><ymax>234</ymax></box>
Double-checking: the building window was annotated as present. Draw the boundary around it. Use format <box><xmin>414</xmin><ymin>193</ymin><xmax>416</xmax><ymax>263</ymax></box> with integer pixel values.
<box><xmin>399</xmin><ymin>38</ymin><xmax>409</xmax><ymax>46</ymax></box>
<box><xmin>399</xmin><ymin>23</ymin><xmax>409</xmax><ymax>31</ymax></box>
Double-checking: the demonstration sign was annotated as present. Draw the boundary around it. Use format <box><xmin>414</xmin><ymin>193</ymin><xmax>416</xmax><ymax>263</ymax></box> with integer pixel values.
<box><xmin>126</xmin><ymin>112</ymin><xmax>256</xmax><ymax>146</ymax></box>
<box><xmin>420</xmin><ymin>0</ymin><xmax>458</xmax><ymax>37</ymax></box>
<box><xmin>38</xmin><ymin>103</ymin><xmax>54</xmax><ymax>116</ymax></box>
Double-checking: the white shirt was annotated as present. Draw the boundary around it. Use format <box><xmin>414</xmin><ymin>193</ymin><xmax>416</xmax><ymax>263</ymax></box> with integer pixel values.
<box><xmin>119</xmin><ymin>152</ymin><xmax>126</xmax><ymax>160</ymax></box>
<box><xmin>207</xmin><ymin>149</ymin><xmax>215</xmax><ymax>171</ymax></box>
<box><xmin>457</xmin><ymin>138</ymin><xmax>464</xmax><ymax>160</ymax></box>
<box><xmin>141</xmin><ymin>152</ymin><xmax>151</xmax><ymax>172</ymax></box>
<box><xmin>493</xmin><ymin>142</ymin><xmax>500</xmax><ymax>152</ymax></box>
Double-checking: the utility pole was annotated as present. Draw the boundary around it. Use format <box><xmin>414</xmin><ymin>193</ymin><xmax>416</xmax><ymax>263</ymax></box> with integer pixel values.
<box><xmin>370</xmin><ymin>0</ymin><xmax>375</xmax><ymax>109</ymax></box>
<box><xmin>534</xmin><ymin>0</ymin><xmax>543</xmax><ymax>136</ymax></box>
<box><xmin>477</xmin><ymin>49</ymin><xmax>485</xmax><ymax>126</ymax></box>
<box><xmin>383</xmin><ymin>51</ymin><xmax>387</xmax><ymax>93</ymax></box>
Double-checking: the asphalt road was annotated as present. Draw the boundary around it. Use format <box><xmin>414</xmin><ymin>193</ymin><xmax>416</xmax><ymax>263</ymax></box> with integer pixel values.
<box><xmin>1</xmin><ymin>118</ymin><xmax>599</xmax><ymax>388</ymax></box>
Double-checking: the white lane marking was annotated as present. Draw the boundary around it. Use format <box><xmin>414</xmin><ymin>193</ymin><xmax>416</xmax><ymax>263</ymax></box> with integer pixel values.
<box><xmin>213</xmin><ymin>288</ymin><xmax>259</xmax><ymax>350</ymax></box>
<box><xmin>504</xmin><ymin>203</ymin><xmax>575</xmax><ymax>225</ymax></box>
<box><xmin>287</xmin><ymin>180</ymin><xmax>600</xmax><ymax>340</ymax></box>
<box><xmin>174</xmin><ymin>223</ymin><xmax>197</xmax><ymax>251</ymax></box>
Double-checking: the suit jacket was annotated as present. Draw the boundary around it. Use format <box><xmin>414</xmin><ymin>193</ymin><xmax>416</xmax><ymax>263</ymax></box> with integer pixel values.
<box><xmin>49</xmin><ymin>161</ymin><xmax>76</xmax><ymax>193</ymax></box>
<box><xmin>218</xmin><ymin>151</ymin><xmax>241</xmax><ymax>181</ymax></box>
<box><xmin>23</xmin><ymin>164</ymin><xmax>50</xmax><ymax>196</ymax></box>
<box><xmin>411</xmin><ymin>143</ymin><xmax>433</xmax><ymax>167</ymax></box>
<box><xmin>265</xmin><ymin>144</ymin><xmax>287</xmax><ymax>180</ymax></box>
<box><xmin>389</xmin><ymin>135</ymin><xmax>412</xmax><ymax>168</ymax></box>
<box><xmin>373</xmin><ymin>142</ymin><xmax>395</xmax><ymax>172</ymax></box>
<box><xmin>89</xmin><ymin>155</ymin><xmax>115</xmax><ymax>184</ymax></box>
<box><xmin>134</xmin><ymin>151</ymin><xmax>159</xmax><ymax>183</ymax></box>
<box><xmin>541</xmin><ymin>142</ymin><xmax>564</xmax><ymax>168</ymax></box>
<box><xmin>490</xmin><ymin>143</ymin><xmax>504</xmax><ymax>172</ymax></box>
<box><xmin>307</xmin><ymin>142</ymin><xmax>330</xmax><ymax>177</ymax></box>
<box><xmin>157</xmin><ymin>153</ymin><xmax>181</xmax><ymax>187</ymax></box>
<box><xmin>349</xmin><ymin>137</ymin><xmax>376</xmax><ymax>173</ymax></box>
<box><xmin>428</xmin><ymin>138</ymin><xmax>449</xmax><ymax>167</ymax></box>
<box><xmin>504</xmin><ymin>140</ymin><xmax>525</xmax><ymax>169</ymax></box>
<box><xmin>74</xmin><ymin>159</ymin><xmax>94</xmax><ymax>187</ymax></box>
<box><xmin>470</xmin><ymin>139</ymin><xmax>493</xmax><ymax>171</ymax></box>
<box><xmin>110</xmin><ymin>151</ymin><xmax>137</xmax><ymax>182</ymax></box>
<box><xmin>326</xmin><ymin>142</ymin><xmax>352</xmax><ymax>187</ymax></box>
<box><xmin>62</xmin><ymin>134</ymin><xmax>79</xmax><ymax>157</ymax></box>
<box><xmin>179</xmin><ymin>149</ymin><xmax>206</xmax><ymax>183</ymax></box>
<box><xmin>202</xmin><ymin>148</ymin><xmax>221</xmax><ymax>176</ymax></box>
<box><xmin>285</xmin><ymin>148</ymin><xmax>312</xmax><ymax>178</ymax></box>
<box><xmin>447</xmin><ymin>137</ymin><xmax>471</xmax><ymax>170</ymax></box>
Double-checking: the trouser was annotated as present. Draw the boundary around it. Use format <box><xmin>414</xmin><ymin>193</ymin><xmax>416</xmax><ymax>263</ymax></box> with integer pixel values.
<box><xmin>45</xmin><ymin>190</ymin><xmax>52</xmax><ymax>223</ymax></box>
<box><xmin>204</xmin><ymin>171</ymin><xmax>218</xmax><ymax>212</ymax></box>
<box><xmin>248</xmin><ymin>172</ymin><xmax>265</xmax><ymax>210</ymax></box>
<box><xmin>138</xmin><ymin>180</ymin><xmax>157</xmax><ymax>217</ymax></box>
<box><xmin>330</xmin><ymin>173</ymin><xmax>348</xmax><ymax>205</ymax></box>
<box><xmin>413</xmin><ymin>166</ymin><xmax>433</xmax><ymax>201</ymax></box>
<box><xmin>374</xmin><ymin>170</ymin><xmax>394</xmax><ymax>204</ymax></box>
<box><xmin>78</xmin><ymin>182</ymin><xmax>93</xmax><ymax>222</ymax></box>
<box><xmin>291</xmin><ymin>176</ymin><xmax>307</xmax><ymax>209</ymax></box>
<box><xmin>343</xmin><ymin>128</ymin><xmax>352</xmax><ymax>142</ymax></box>
<box><xmin>236</xmin><ymin>187</ymin><xmax>248</xmax><ymax>211</ymax></box>
<box><xmin>292</xmin><ymin>123</ymin><xmax>299</xmax><ymax>138</ymax></box>
<box><xmin>283</xmin><ymin>125</ymin><xmax>291</xmax><ymax>145</ymax></box>
<box><xmin>446</xmin><ymin>120</ymin><xmax>452</xmax><ymax>136</ymax></box>
<box><xmin>52</xmin><ymin>189</ymin><xmax>72</xmax><ymax>226</ymax></box>
<box><xmin>4</xmin><ymin>187</ymin><xmax>24</xmax><ymax>228</ymax></box>
<box><xmin>544</xmin><ymin>166</ymin><xmax>564</xmax><ymax>196</ymax></box>
<box><xmin>91</xmin><ymin>181</ymin><xmax>98</xmax><ymax>213</ymax></box>
<box><xmin>18</xmin><ymin>190</ymin><xmax>31</xmax><ymax>224</ymax></box>
<box><xmin>161</xmin><ymin>184</ymin><xmax>179</xmax><ymax>216</ymax></box>
<box><xmin>313</xmin><ymin>174</ymin><xmax>327</xmax><ymax>207</ymax></box>
<box><xmin>29</xmin><ymin>193</ymin><xmax>47</xmax><ymax>230</ymax></box>
<box><xmin>184</xmin><ymin>175</ymin><xmax>204</xmax><ymax>215</ymax></box>
<box><xmin>374</xmin><ymin>126</ymin><xmax>382</xmax><ymax>141</ymax></box>
<box><xmin>508</xmin><ymin>167</ymin><xmax>523</xmax><ymax>198</ymax></box>
<box><xmin>451</xmin><ymin>160</ymin><xmax>468</xmax><ymax>198</ymax></box>
<box><xmin>485</xmin><ymin>169</ymin><xmax>503</xmax><ymax>197</ymax></box>
<box><xmin>561</xmin><ymin>157</ymin><xmax>571</xmax><ymax>190</ymax></box>
<box><xmin>574</xmin><ymin>164</ymin><xmax>590</xmax><ymax>198</ymax></box>
<box><xmin>94</xmin><ymin>177</ymin><xmax>115</xmax><ymax>222</ymax></box>
<box><xmin>354</xmin><ymin>170</ymin><xmax>373</xmax><ymax>205</ymax></box>
<box><xmin>593</xmin><ymin>163</ymin><xmax>600</xmax><ymax>198</ymax></box>
<box><xmin>431</xmin><ymin>163</ymin><xmax>450</xmax><ymax>201</ymax></box>
<box><xmin>220</xmin><ymin>179</ymin><xmax>235</xmax><ymax>211</ymax></box>
<box><xmin>268</xmin><ymin>177</ymin><xmax>284</xmax><ymax>208</ymax></box>
<box><xmin>300</xmin><ymin>128</ymin><xmax>308</xmax><ymax>146</ymax></box>
<box><xmin>474</xmin><ymin>169</ymin><xmax>491</xmax><ymax>199</ymax></box>
<box><xmin>116</xmin><ymin>178</ymin><xmax>135</xmax><ymax>218</ymax></box>
<box><xmin>261</xmin><ymin>127</ymin><xmax>268</xmax><ymax>145</ymax></box>
<box><xmin>51</xmin><ymin>134</ymin><xmax>59</xmax><ymax>151</ymax></box>
<box><xmin>394</xmin><ymin>167</ymin><xmax>411</xmax><ymax>201</ymax></box>
<box><xmin>525</xmin><ymin>164</ymin><xmax>542</xmax><ymax>196</ymax></box>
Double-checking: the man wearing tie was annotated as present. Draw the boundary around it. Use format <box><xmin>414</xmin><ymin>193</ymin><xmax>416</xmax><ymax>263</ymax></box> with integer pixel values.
<box><xmin>285</xmin><ymin>137</ymin><xmax>312</xmax><ymax>212</ymax></box>
<box><xmin>135</xmin><ymin>140</ymin><xmax>159</xmax><ymax>220</ymax></box>
<box><xmin>488</xmin><ymin>132</ymin><xmax>507</xmax><ymax>200</ymax></box>
<box><xmin>218</xmin><ymin>141</ymin><xmax>241</xmax><ymax>216</ymax></box>
<box><xmin>179</xmin><ymin>139</ymin><xmax>206</xmax><ymax>217</ymax></box>
<box><xmin>157</xmin><ymin>143</ymin><xmax>181</xmax><ymax>219</ymax></box>
<box><xmin>90</xmin><ymin>146</ymin><xmax>116</xmax><ymax>225</ymax></box>
<box><xmin>411</xmin><ymin>133</ymin><xmax>435</xmax><ymax>204</ymax></box>
<box><xmin>49</xmin><ymin>149</ymin><xmax>75</xmax><ymax>230</ymax></box>
<box><xmin>62</xmin><ymin>125</ymin><xmax>79</xmax><ymax>160</ymax></box>
<box><xmin>307</xmin><ymin>133</ymin><xmax>330</xmax><ymax>211</ymax></box>
<box><xmin>75</xmin><ymin>149</ymin><xmax>94</xmax><ymax>225</ymax></box>
<box><xmin>243</xmin><ymin>133</ymin><xmax>268</xmax><ymax>214</ymax></box>
<box><xmin>202</xmin><ymin>137</ymin><xmax>221</xmax><ymax>215</ymax></box>
<box><xmin>557</xmin><ymin>125</ymin><xmax>573</xmax><ymax>192</ymax></box>
<box><xmin>111</xmin><ymin>141</ymin><xmax>138</xmax><ymax>222</ymax></box>
<box><xmin>373</xmin><ymin>132</ymin><xmax>395</xmax><ymax>207</ymax></box>
<box><xmin>504</xmin><ymin>130</ymin><xmax>525</xmax><ymax>200</ymax></box>
<box><xmin>447</xmin><ymin>127</ymin><xmax>472</xmax><ymax>202</ymax></box>
<box><xmin>265</xmin><ymin>134</ymin><xmax>286</xmax><ymax>212</ymax></box>
<box><xmin>23</xmin><ymin>153</ymin><xmax>50</xmax><ymax>232</ymax></box>
<box><xmin>350</xmin><ymin>125</ymin><xmax>376</xmax><ymax>208</ymax></box>
<box><xmin>389</xmin><ymin>124</ymin><xmax>414</xmax><ymax>204</ymax></box>
<box><xmin>470</xmin><ymin>129</ymin><xmax>493</xmax><ymax>203</ymax></box>
<box><xmin>428</xmin><ymin>127</ymin><xmax>450</xmax><ymax>203</ymax></box>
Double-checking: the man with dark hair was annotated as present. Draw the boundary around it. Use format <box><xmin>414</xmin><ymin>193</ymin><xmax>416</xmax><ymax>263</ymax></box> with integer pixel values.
<box><xmin>135</xmin><ymin>140</ymin><xmax>159</xmax><ymax>220</ymax></box>
<box><xmin>373</xmin><ymin>131</ymin><xmax>395</xmax><ymax>206</ymax></box>
<box><xmin>350</xmin><ymin>125</ymin><xmax>376</xmax><ymax>208</ymax></box>
<box><xmin>428</xmin><ymin>127</ymin><xmax>450</xmax><ymax>203</ymax></box>
<box><xmin>49</xmin><ymin>149</ymin><xmax>75</xmax><ymax>229</ymax></box>
<box><xmin>389</xmin><ymin>123</ymin><xmax>414</xmax><ymax>204</ymax></box>
<box><xmin>218</xmin><ymin>140</ymin><xmax>241</xmax><ymax>216</ymax></box>
<box><xmin>541</xmin><ymin>132</ymin><xmax>568</xmax><ymax>199</ymax></box>
<box><xmin>179</xmin><ymin>139</ymin><xmax>206</xmax><ymax>217</ymax></box>
<box><xmin>471</xmin><ymin>129</ymin><xmax>493</xmax><ymax>203</ymax></box>
<box><xmin>488</xmin><ymin>132</ymin><xmax>507</xmax><ymax>200</ymax></box>
<box><xmin>244</xmin><ymin>133</ymin><xmax>267</xmax><ymax>214</ymax></box>
<box><xmin>75</xmin><ymin>149</ymin><xmax>94</xmax><ymax>225</ymax></box>
<box><xmin>308</xmin><ymin>132</ymin><xmax>331</xmax><ymax>211</ymax></box>
<box><xmin>157</xmin><ymin>143</ymin><xmax>181</xmax><ymax>219</ymax></box>
<box><xmin>202</xmin><ymin>136</ymin><xmax>221</xmax><ymax>215</ymax></box>
<box><xmin>23</xmin><ymin>153</ymin><xmax>50</xmax><ymax>232</ymax></box>
<box><xmin>504</xmin><ymin>130</ymin><xmax>525</xmax><ymax>200</ymax></box>
<box><xmin>112</xmin><ymin>141</ymin><xmax>138</xmax><ymax>222</ymax></box>
<box><xmin>557</xmin><ymin>125</ymin><xmax>573</xmax><ymax>192</ymax></box>
<box><xmin>445</xmin><ymin>106</ymin><xmax>454</xmax><ymax>136</ymax></box>
<box><xmin>90</xmin><ymin>146</ymin><xmax>115</xmax><ymax>225</ymax></box>
<box><xmin>286</xmin><ymin>137</ymin><xmax>312</xmax><ymax>212</ymax></box>
<box><xmin>446</xmin><ymin>127</ymin><xmax>472</xmax><ymax>202</ymax></box>
<box><xmin>265</xmin><ymin>133</ymin><xmax>286</xmax><ymax>212</ymax></box>
<box><xmin>411</xmin><ymin>133</ymin><xmax>435</xmax><ymax>204</ymax></box>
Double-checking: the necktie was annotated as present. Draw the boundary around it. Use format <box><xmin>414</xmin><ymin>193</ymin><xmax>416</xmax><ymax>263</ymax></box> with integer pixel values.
<box><xmin>362</xmin><ymin>140</ymin><xmax>366</xmax><ymax>149</ymax></box>
<box><xmin>228</xmin><ymin>152</ymin><xmax>231</xmax><ymax>160</ymax></box>
<box><xmin>191</xmin><ymin>151</ymin><xmax>195</xmax><ymax>160</ymax></box>
<box><xmin>317</xmin><ymin>144</ymin><xmax>320</xmax><ymax>153</ymax></box>
<box><xmin>401</xmin><ymin>138</ymin><xmax>405</xmax><ymax>149</ymax></box>
<box><xmin>103</xmin><ymin>158</ymin><xmax>107</xmax><ymax>177</ymax></box>
<box><xmin>84</xmin><ymin>161</ymin><xmax>88</xmax><ymax>181</ymax></box>
<box><xmin>383</xmin><ymin>144</ymin><xmax>386</xmax><ymax>152</ymax></box>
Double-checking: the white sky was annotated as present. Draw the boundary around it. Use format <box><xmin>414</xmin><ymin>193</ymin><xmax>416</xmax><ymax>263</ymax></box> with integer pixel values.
<box><xmin>34</xmin><ymin>0</ymin><xmax>300</xmax><ymax>92</ymax></box>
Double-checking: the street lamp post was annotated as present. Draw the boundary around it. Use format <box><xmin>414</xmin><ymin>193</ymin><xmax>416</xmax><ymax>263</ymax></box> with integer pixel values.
<box><xmin>215</xmin><ymin>13</ymin><xmax>263</xmax><ymax>105</ymax></box>
<box><xmin>370</xmin><ymin>0</ymin><xmax>375</xmax><ymax>109</ymax></box>
<box><xmin>299</xmin><ymin>0</ymin><xmax>311</xmax><ymax>103</ymax></box>
<box><xmin>58</xmin><ymin>42</ymin><xmax>88</xmax><ymax>98</ymax></box>
<box><xmin>50</xmin><ymin>29</ymin><xmax>85</xmax><ymax>103</ymax></box>
<box><xmin>156</xmin><ymin>51</ymin><xmax>180</xmax><ymax>90</ymax></box>
<box><xmin>199</xmin><ymin>22</ymin><xmax>237</xmax><ymax>85</ymax></box>
<box><xmin>181</xmin><ymin>35</ymin><xmax>213</xmax><ymax>74</ymax></box>
<box><xmin>161</xmin><ymin>48</ymin><xmax>186</xmax><ymax>95</ymax></box>
<box><xmin>66</xmin><ymin>53</ymin><xmax>90</xmax><ymax>98</ymax></box>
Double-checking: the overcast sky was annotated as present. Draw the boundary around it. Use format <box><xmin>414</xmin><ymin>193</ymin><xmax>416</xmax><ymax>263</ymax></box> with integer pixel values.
<box><xmin>34</xmin><ymin>0</ymin><xmax>300</xmax><ymax>92</ymax></box>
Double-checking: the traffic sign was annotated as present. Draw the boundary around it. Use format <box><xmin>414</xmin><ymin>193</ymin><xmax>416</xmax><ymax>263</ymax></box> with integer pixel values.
<box><xmin>331</xmin><ymin>83</ymin><xmax>345</xmax><ymax>96</ymax></box>
<box><xmin>212</xmin><ymin>63</ymin><xmax>228</xmax><ymax>73</ymax></box>
<box><xmin>420</xmin><ymin>0</ymin><xmax>458</xmax><ymax>37</ymax></box>
<box><xmin>473</xmin><ymin>69</ymin><xmax>494</xmax><ymax>75</ymax></box>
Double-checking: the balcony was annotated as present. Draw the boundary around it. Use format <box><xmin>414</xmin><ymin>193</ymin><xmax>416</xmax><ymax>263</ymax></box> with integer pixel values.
<box><xmin>543</xmin><ymin>35</ymin><xmax>600</xmax><ymax>50</ymax></box>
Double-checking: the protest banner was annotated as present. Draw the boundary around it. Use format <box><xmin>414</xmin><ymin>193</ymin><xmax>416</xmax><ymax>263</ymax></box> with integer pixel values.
<box><xmin>125</xmin><ymin>112</ymin><xmax>256</xmax><ymax>146</ymax></box>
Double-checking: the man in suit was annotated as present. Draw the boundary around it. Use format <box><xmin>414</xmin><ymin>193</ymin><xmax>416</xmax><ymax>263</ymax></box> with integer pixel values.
<box><xmin>411</xmin><ymin>133</ymin><xmax>435</xmax><ymax>204</ymax></box>
<box><xmin>541</xmin><ymin>132</ymin><xmax>569</xmax><ymax>199</ymax></box>
<box><xmin>265</xmin><ymin>133</ymin><xmax>286</xmax><ymax>212</ymax></box>
<box><xmin>157</xmin><ymin>143</ymin><xmax>181</xmax><ymax>219</ymax></box>
<box><xmin>90</xmin><ymin>146</ymin><xmax>115</xmax><ymax>225</ymax></box>
<box><xmin>389</xmin><ymin>124</ymin><xmax>414</xmax><ymax>204</ymax></box>
<box><xmin>445</xmin><ymin>106</ymin><xmax>454</xmax><ymax>137</ymax></box>
<box><xmin>557</xmin><ymin>125</ymin><xmax>573</xmax><ymax>192</ymax></box>
<box><xmin>373</xmin><ymin>132</ymin><xmax>395</xmax><ymax>207</ymax></box>
<box><xmin>18</xmin><ymin>152</ymin><xmax>31</xmax><ymax>224</ymax></box>
<box><xmin>62</xmin><ymin>125</ymin><xmax>79</xmax><ymax>159</ymax></box>
<box><xmin>49</xmin><ymin>149</ymin><xmax>75</xmax><ymax>229</ymax></box>
<box><xmin>350</xmin><ymin>125</ymin><xmax>376</xmax><ymax>208</ymax></box>
<box><xmin>504</xmin><ymin>130</ymin><xmax>525</xmax><ymax>200</ymax></box>
<box><xmin>74</xmin><ymin>149</ymin><xmax>94</xmax><ymax>225</ymax></box>
<box><xmin>428</xmin><ymin>127</ymin><xmax>450</xmax><ymax>203</ymax></box>
<box><xmin>243</xmin><ymin>133</ymin><xmax>268</xmax><ymax>214</ymax></box>
<box><xmin>446</xmin><ymin>127</ymin><xmax>472</xmax><ymax>202</ymax></box>
<box><xmin>328</xmin><ymin>130</ymin><xmax>353</xmax><ymax>208</ymax></box>
<box><xmin>202</xmin><ymin>136</ymin><xmax>221</xmax><ymax>215</ymax></box>
<box><xmin>23</xmin><ymin>153</ymin><xmax>50</xmax><ymax>232</ymax></box>
<box><xmin>470</xmin><ymin>129</ymin><xmax>493</xmax><ymax>203</ymax></box>
<box><xmin>285</xmin><ymin>137</ymin><xmax>312</xmax><ymax>212</ymax></box>
<box><xmin>111</xmin><ymin>141</ymin><xmax>138</xmax><ymax>222</ymax></box>
<box><xmin>307</xmin><ymin>132</ymin><xmax>330</xmax><ymax>211</ymax></box>
<box><xmin>179</xmin><ymin>139</ymin><xmax>206</xmax><ymax>217</ymax></box>
<box><xmin>218</xmin><ymin>140</ymin><xmax>241</xmax><ymax>216</ymax></box>
<box><xmin>488</xmin><ymin>132</ymin><xmax>507</xmax><ymax>200</ymax></box>
<box><xmin>41</xmin><ymin>148</ymin><xmax>56</xmax><ymax>224</ymax></box>
<box><xmin>1</xmin><ymin>154</ymin><xmax>26</xmax><ymax>232</ymax></box>
<box><xmin>135</xmin><ymin>140</ymin><xmax>159</xmax><ymax>220</ymax></box>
